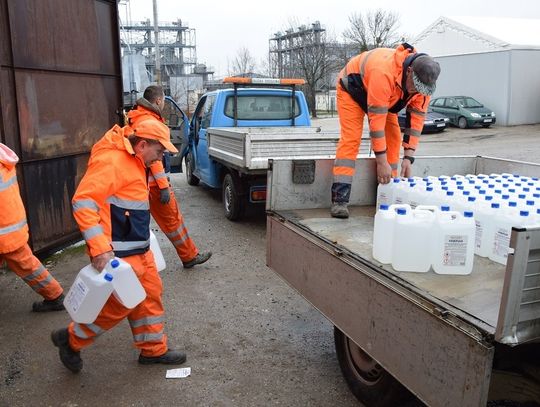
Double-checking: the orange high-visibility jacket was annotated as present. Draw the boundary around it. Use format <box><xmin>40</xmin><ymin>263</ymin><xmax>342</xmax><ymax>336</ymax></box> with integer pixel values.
<box><xmin>340</xmin><ymin>44</ymin><xmax>430</xmax><ymax>153</ymax></box>
<box><xmin>127</xmin><ymin>100</ymin><xmax>169</xmax><ymax>190</ymax></box>
<box><xmin>0</xmin><ymin>143</ymin><xmax>29</xmax><ymax>253</ymax></box>
<box><xmin>72</xmin><ymin>125</ymin><xmax>151</xmax><ymax>258</ymax></box>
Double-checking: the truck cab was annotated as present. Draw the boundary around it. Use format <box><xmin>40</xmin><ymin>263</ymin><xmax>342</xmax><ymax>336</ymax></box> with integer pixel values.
<box><xmin>184</xmin><ymin>77</ymin><xmax>312</xmax><ymax>220</ymax></box>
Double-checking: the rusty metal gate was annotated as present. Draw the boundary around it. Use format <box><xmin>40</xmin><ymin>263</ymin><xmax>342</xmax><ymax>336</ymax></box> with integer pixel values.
<box><xmin>0</xmin><ymin>0</ymin><xmax>123</xmax><ymax>254</ymax></box>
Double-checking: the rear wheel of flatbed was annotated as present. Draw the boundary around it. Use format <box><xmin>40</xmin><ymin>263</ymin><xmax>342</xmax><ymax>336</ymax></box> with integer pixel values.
<box><xmin>223</xmin><ymin>172</ymin><xmax>245</xmax><ymax>221</ymax></box>
<box><xmin>334</xmin><ymin>326</ymin><xmax>414</xmax><ymax>407</ymax></box>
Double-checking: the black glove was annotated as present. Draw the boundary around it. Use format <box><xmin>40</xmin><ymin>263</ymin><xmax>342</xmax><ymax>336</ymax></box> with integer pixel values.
<box><xmin>159</xmin><ymin>187</ymin><xmax>170</xmax><ymax>204</ymax></box>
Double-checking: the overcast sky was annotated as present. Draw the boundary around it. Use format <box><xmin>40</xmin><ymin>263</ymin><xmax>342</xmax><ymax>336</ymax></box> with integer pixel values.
<box><xmin>120</xmin><ymin>0</ymin><xmax>540</xmax><ymax>77</ymax></box>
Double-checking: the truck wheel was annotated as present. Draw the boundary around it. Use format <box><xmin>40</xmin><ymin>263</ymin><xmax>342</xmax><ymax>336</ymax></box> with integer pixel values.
<box><xmin>223</xmin><ymin>173</ymin><xmax>245</xmax><ymax>221</ymax></box>
<box><xmin>334</xmin><ymin>327</ymin><xmax>413</xmax><ymax>407</ymax></box>
<box><xmin>185</xmin><ymin>152</ymin><xmax>199</xmax><ymax>186</ymax></box>
<box><xmin>458</xmin><ymin>116</ymin><xmax>468</xmax><ymax>129</ymax></box>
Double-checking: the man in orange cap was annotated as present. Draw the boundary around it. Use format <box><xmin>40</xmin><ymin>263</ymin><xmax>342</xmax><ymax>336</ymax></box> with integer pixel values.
<box><xmin>51</xmin><ymin>120</ymin><xmax>186</xmax><ymax>373</ymax></box>
<box><xmin>0</xmin><ymin>142</ymin><xmax>65</xmax><ymax>312</ymax></box>
<box><xmin>331</xmin><ymin>43</ymin><xmax>441</xmax><ymax>218</ymax></box>
<box><xmin>127</xmin><ymin>85</ymin><xmax>212</xmax><ymax>269</ymax></box>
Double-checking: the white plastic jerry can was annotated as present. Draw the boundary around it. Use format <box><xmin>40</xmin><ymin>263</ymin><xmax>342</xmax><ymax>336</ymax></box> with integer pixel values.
<box><xmin>150</xmin><ymin>230</ymin><xmax>167</xmax><ymax>272</ymax></box>
<box><xmin>392</xmin><ymin>207</ymin><xmax>434</xmax><ymax>273</ymax></box>
<box><xmin>432</xmin><ymin>211</ymin><xmax>476</xmax><ymax>275</ymax></box>
<box><xmin>108</xmin><ymin>258</ymin><xmax>147</xmax><ymax>309</ymax></box>
<box><xmin>64</xmin><ymin>265</ymin><xmax>114</xmax><ymax>324</ymax></box>
<box><xmin>372</xmin><ymin>204</ymin><xmax>395</xmax><ymax>264</ymax></box>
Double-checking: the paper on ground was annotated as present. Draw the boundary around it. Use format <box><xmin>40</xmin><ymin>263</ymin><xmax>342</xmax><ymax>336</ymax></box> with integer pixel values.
<box><xmin>166</xmin><ymin>367</ymin><xmax>191</xmax><ymax>379</ymax></box>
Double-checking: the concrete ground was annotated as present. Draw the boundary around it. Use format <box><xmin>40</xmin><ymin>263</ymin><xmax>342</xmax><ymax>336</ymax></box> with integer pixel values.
<box><xmin>1</xmin><ymin>121</ymin><xmax>539</xmax><ymax>406</ymax></box>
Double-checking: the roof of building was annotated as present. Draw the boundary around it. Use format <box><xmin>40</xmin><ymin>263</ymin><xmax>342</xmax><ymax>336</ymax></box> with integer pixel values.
<box><xmin>416</xmin><ymin>16</ymin><xmax>540</xmax><ymax>50</ymax></box>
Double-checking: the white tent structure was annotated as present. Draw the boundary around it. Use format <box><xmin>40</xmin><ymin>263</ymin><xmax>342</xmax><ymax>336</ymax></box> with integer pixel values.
<box><xmin>414</xmin><ymin>16</ymin><xmax>540</xmax><ymax>126</ymax></box>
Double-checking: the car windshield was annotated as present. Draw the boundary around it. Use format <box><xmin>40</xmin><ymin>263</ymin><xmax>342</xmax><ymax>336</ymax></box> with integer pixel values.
<box><xmin>224</xmin><ymin>95</ymin><xmax>301</xmax><ymax>120</ymax></box>
<box><xmin>455</xmin><ymin>97</ymin><xmax>483</xmax><ymax>108</ymax></box>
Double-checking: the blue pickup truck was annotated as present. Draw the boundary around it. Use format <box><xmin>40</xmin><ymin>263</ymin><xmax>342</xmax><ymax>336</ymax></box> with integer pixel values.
<box><xmin>165</xmin><ymin>78</ymin><xmax>353</xmax><ymax>220</ymax></box>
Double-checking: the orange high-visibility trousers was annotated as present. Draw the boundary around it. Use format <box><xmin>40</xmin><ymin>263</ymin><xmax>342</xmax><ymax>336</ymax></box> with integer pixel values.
<box><xmin>332</xmin><ymin>85</ymin><xmax>401</xmax><ymax>203</ymax></box>
<box><xmin>149</xmin><ymin>185</ymin><xmax>198</xmax><ymax>263</ymax></box>
<box><xmin>1</xmin><ymin>243</ymin><xmax>63</xmax><ymax>300</ymax></box>
<box><xmin>67</xmin><ymin>250</ymin><xmax>168</xmax><ymax>357</ymax></box>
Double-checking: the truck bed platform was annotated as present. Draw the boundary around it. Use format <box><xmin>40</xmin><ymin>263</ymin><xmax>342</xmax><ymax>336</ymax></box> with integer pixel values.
<box><xmin>280</xmin><ymin>205</ymin><xmax>506</xmax><ymax>335</ymax></box>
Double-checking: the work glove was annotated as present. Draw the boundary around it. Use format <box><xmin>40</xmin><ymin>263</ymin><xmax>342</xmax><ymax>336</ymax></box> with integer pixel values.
<box><xmin>159</xmin><ymin>187</ymin><xmax>170</xmax><ymax>204</ymax></box>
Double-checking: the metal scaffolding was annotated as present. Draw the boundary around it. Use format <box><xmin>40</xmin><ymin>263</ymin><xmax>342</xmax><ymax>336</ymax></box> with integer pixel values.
<box><xmin>268</xmin><ymin>21</ymin><xmax>326</xmax><ymax>78</ymax></box>
<box><xmin>120</xmin><ymin>18</ymin><xmax>197</xmax><ymax>91</ymax></box>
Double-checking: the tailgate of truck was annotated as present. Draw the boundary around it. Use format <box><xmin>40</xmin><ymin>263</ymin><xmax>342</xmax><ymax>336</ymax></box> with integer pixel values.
<box><xmin>207</xmin><ymin>127</ymin><xmax>371</xmax><ymax>171</ymax></box>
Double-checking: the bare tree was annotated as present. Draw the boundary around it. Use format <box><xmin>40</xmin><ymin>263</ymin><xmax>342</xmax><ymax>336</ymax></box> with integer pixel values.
<box><xmin>270</xmin><ymin>21</ymin><xmax>341</xmax><ymax>117</ymax></box>
<box><xmin>343</xmin><ymin>9</ymin><xmax>402</xmax><ymax>53</ymax></box>
<box><xmin>228</xmin><ymin>47</ymin><xmax>257</xmax><ymax>76</ymax></box>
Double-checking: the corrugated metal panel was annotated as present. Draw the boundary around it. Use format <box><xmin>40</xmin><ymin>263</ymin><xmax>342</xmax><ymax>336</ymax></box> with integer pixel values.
<box><xmin>0</xmin><ymin>0</ymin><xmax>123</xmax><ymax>254</ymax></box>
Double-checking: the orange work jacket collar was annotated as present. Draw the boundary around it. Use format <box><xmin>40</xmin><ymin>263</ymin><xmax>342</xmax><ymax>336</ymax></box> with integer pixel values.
<box><xmin>392</xmin><ymin>44</ymin><xmax>417</xmax><ymax>90</ymax></box>
<box><xmin>92</xmin><ymin>124</ymin><xmax>136</xmax><ymax>157</ymax></box>
<box><xmin>129</xmin><ymin>98</ymin><xmax>165</xmax><ymax>124</ymax></box>
<box><xmin>0</xmin><ymin>143</ymin><xmax>19</xmax><ymax>171</ymax></box>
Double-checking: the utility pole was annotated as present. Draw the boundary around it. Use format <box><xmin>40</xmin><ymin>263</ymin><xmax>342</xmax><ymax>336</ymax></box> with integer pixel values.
<box><xmin>153</xmin><ymin>0</ymin><xmax>161</xmax><ymax>85</ymax></box>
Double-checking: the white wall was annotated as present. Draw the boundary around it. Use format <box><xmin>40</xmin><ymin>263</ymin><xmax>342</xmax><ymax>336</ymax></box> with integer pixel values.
<box><xmin>433</xmin><ymin>51</ymin><xmax>511</xmax><ymax>125</ymax></box>
<box><xmin>508</xmin><ymin>49</ymin><xmax>540</xmax><ymax>125</ymax></box>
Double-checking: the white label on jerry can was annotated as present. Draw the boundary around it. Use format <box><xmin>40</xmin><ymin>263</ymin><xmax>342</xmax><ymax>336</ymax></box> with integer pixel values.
<box><xmin>65</xmin><ymin>277</ymin><xmax>88</xmax><ymax>313</ymax></box>
<box><xmin>443</xmin><ymin>235</ymin><xmax>468</xmax><ymax>266</ymax></box>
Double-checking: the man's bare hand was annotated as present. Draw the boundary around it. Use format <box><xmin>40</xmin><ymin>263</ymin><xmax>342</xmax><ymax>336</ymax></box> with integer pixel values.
<box><xmin>376</xmin><ymin>161</ymin><xmax>393</xmax><ymax>184</ymax></box>
<box><xmin>91</xmin><ymin>251</ymin><xmax>115</xmax><ymax>271</ymax></box>
<box><xmin>400</xmin><ymin>159</ymin><xmax>413</xmax><ymax>178</ymax></box>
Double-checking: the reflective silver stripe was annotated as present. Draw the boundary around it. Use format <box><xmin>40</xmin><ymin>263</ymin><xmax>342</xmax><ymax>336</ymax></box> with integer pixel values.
<box><xmin>166</xmin><ymin>226</ymin><xmax>189</xmax><ymax>245</ymax></box>
<box><xmin>133</xmin><ymin>332</ymin><xmax>164</xmax><ymax>342</ymax></box>
<box><xmin>82</xmin><ymin>225</ymin><xmax>104</xmax><ymax>240</ymax></box>
<box><xmin>22</xmin><ymin>264</ymin><xmax>46</xmax><ymax>283</ymax></box>
<box><xmin>0</xmin><ymin>175</ymin><xmax>17</xmax><ymax>192</ymax></box>
<box><xmin>404</xmin><ymin>128</ymin><xmax>422</xmax><ymax>137</ymax></box>
<box><xmin>333</xmin><ymin>175</ymin><xmax>353</xmax><ymax>184</ymax></box>
<box><xmin>86</xmin><ymin>323</ymin><xmax>105</xmax><ymax>336</ymax></box>
<box><xmin>360</xmin><ymin>50</ymin><xmax>375</xmax><ymax>77</ymax></box>
<box><xmin>112</xmin><ymin>239</ymin><xmax>150</xmax><ymax>251</ymax></box>
<box><xmin>0</xmin><ymin>219</ymin><xmax>27</xmax><ymax>236</ymax></box>
<box><xmin>390</xmin><ymin>163</ymin><xmax>398</xmax><ymax>170</ymax></box>
<box><xmin>153</xmin><ymin>172</ymin><xmax>167</xmax><ymax>180</ymax></box>
<box><xmin>164</xmin><ymin>228</ymin><xmax>181</xmax><ymax>238</ymax></box>
<box><xmin>407</xmin><ymin>108</ymin><xmax>426</xmax><ymax>117</ymax></box>
<box><xmin>106</xmin><ymin>196</ymin><xmax>149</xmax><ymax>210</ymax></box>
<box><xmin>171</xmin><ymin>234</ymin><xmax>189</xmax><ymax>247</ymax></box>
<box><xmin>368</xmin><ymin>105</ymin><xmax>388</xmax><ymax>114</ymax></box>
<box><xmin>33</xmin><ymin>274</ymin><xmax>52</xmax><ymax>290</ymax></box>
<box><xmin>73</xmin><ymin>323</ymin><xmax>89</xmax><ymax>339</ymax></box>
<box><xmin>370</xmin><ymin>130</ymin><xmax>385</xmax><ymax>139</ymax></box>
<box><xmin>129</xmin><ymin>315</ymin><xmax>164</xmax><ymax>328</ymax></box>
<box><xmin>72</xmin><ymin>199</ymin><xmax>99</xmax><ymax>212</ymax></box>
<box><xmin>334</xmin><ymin>159</ymin><xmax>355</xmax><ymax>169</ymax></box>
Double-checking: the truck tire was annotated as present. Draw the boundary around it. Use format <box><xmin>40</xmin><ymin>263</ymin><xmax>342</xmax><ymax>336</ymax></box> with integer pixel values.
<box><xmin>223</xmin><ymin>173</ymin><xmax>245</xmax><ymax>221</ymax></box>
<box><xmin>185</xmin><ymin>152</ymin><xmax>199</xmax><ymax>186</ymax></box>
<box><xmin>334</xmin><ymin>327</ymin><xmax>413</xmax><ymax>407</ymax></box>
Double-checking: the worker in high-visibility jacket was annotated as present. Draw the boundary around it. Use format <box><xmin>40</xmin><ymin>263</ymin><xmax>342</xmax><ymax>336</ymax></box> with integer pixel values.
<box><xmin>51</xmin><ymin>120</ymin><xmax>186</xmax><ymax>373</ymax></box>
<box><xmin>127</xmin><ymin>86</ymin><xmax>212</xmax><ymax>269</ymax></box>
<box><xmin>0</xmin><ymin>142</ymin><xmax>65</xmax><ymax>312</ymax></box>
<box><xmin>331</xmin><ymin>43</ymin><xmax>441</xmax><ymax>219</ymax></box>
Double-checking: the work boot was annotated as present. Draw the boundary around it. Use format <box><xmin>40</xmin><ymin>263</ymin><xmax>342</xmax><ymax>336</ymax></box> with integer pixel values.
<box><xmin>51</xmin><ymin>328</ymin><xmax>83</xmax><ymax>373</ymax></box>
<box><xmin>331</xmin><ymin>202</ymin><xmax>349</xmax><ymax>219</ymax></box>
<box><xmin>138</xmin><ymin>350</ymin><xmax>187</xmax><ymax>365</ymax></box>
<box><xmin>32</xmin><ymin>293</ymin><xmax>65</xmax><ymax>312</ymax></box>
<box><xmin>182</xmin><ymin>251</ymin><xmax>212</xmax><ymax>269</ymax></box>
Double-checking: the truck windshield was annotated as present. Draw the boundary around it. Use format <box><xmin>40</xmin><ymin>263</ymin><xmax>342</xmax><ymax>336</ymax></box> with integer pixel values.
<box><xmin>224</xmin><ymin>95</ymin><xmax>301</xmax><ymax>120</ymax></box>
